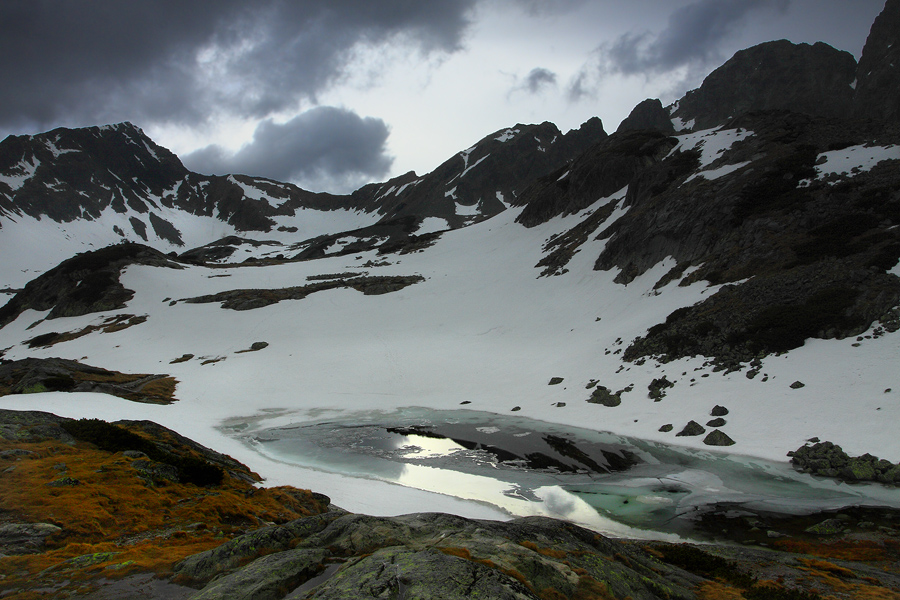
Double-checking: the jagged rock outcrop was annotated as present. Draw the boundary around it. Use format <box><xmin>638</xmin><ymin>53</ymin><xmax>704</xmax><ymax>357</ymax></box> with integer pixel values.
<box><xmin>513</xmin><ymin>129</ymin><xmax>677</xmax><ymax>227</ymax></box>
<box><xmin>671</xmin><ymin>40</ymin><xmax>858</xmax><ymax>130</ymax></box>
<box><xmin>0</xmin><ymin>122</ymin><xmax>355</xmax><ymax>236</ymax></box>
<box><xmin>617</xmin><ymin>98</ymin><xmax>676</xmax><ymax>134</ymax></box>
<box><xmin>789</xmin><ymin>441</ymin><xmax>900</xmax><ymax>484</ymax></box>
<box><xmin>0</xmin><ymin>358</ymin><xmax>178</xmax><ymax>404</ymax></box>
<box><xmin>855</xmin><ymin>0</ymin><xmax>900</xmax><ymax>123</ymax></box>
<box><xmin>0</xmin><ymin>242</ymin><xmax>181</xmax><ymax>328</ymax></box>
<box><xmin>351</xmin><ymin>118</ymin><xmax>608</xmax><ymax>229</ymax></box>
<box><xmin>179</xmin><ymin>512</ymin><xmax>701</xmax><ymax>600</ymax></box>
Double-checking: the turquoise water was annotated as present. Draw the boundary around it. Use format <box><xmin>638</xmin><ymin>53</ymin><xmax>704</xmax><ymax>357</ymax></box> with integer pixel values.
<box><xmin>230</xmin><ymin>407</ymin><xmax>900</xmax><ymax>537</ymax></box>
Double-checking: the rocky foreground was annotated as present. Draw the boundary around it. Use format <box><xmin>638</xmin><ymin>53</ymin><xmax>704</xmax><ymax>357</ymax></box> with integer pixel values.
<box><xmin>1</xmin><ymin>409</ymin><xmax>899</xmax><ymax>599</ymax></box>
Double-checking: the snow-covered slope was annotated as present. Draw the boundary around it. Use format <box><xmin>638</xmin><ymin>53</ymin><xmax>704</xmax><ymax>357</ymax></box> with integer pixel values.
<box><xmin>1</xmin><ymin>173</ymin><xmax>898</xmax><ymax>528</ymax></box>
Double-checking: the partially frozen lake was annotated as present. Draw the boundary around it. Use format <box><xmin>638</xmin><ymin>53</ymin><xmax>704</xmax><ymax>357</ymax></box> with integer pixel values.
<box><xmin>226</xmin><ymin>408</ymin><xmax>900</xmax><ymax>539</ymax></box>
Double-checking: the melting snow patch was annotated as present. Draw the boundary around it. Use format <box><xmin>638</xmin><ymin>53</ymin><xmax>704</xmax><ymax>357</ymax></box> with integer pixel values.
<box><xmin>416</xmin><ymin>217</ymin><xmax>451</xmax><ymax>235</ymax></box>
<box><xmin>456</xmin><ymin>201</ymin><xmax>479</xmax><ymax>216</ymax></box>
<box><xmin>815</xmin><ymin>144</ymin><xmax>900</xmax><ymax>180</ymax></box>
<box><xmin>495</xmin><ymin>128</ymin><xmax>520</xmax><ymax>143</ymax></box>
<box><xmin>685</xmin><ymin>161</ymin><xmax>752</xmax><ymax>183</ymax></box>
<box><xmin>0</xmin><ymin>158</ymin><xmax>39</xmax><ymax>190</ymax></box>
<box><xmin>671</xmin><ymin>117</ymin><xmax>694</xmax><ymax>132</ymax></box>
<box><xmin>445</xmin><ymin>186</ymin><xmax>458</xmax><ymax>200</ymax></box>
<box><xmin>395</xmin><ymin>180</ymin><xmax>420</xmax><ymax>196</ymax></box>
<box><xmin>557</xmin><ymin>170</ymin><xmax>570</xmax><ymax>182</ymax></box>
<box><xmin>668</xmin><ymin>127</ymin><xmax>754</xmax><ymax>168</ymax></box>
<box><xmin>460</xmin><ymin>154</ymin><xmax>490</xmax><ymax>178</ymax></box>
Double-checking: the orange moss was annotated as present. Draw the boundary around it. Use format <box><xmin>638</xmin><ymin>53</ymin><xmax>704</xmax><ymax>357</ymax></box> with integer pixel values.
<box><xmin>799</xmin><ymin>558</ymin><xmax>857</xmax><ymax>579</ymax></box>
<box><xmin>540</xmin><ymin>587</ymin><xmax>569</xmax><ymax>600</ymax></box>
<box><xmin>773</xmin><ymin>539</ymin><xmax>899</xmax><ymax>563</ymax></box>
<box><xmin>0</xmin><ymin>432</ymin><xmax>327</xmax><ymax>597</ymax></box>
<box><xmin>796</xmin><ymin>559</ymin><xmax>900</xmax><ymax>599</ymax></box>
<box><xmin>439</xmin><ymin>546</ymin><xmax>473</xmax><ymax>560</ymax></box>
<box><xmin>520</xmin><ymin>540</ymin><xmax>568</xmax><ymax>559</ymax></box>
<box><xmin>696</xmin><ymin>580</ymin><xmax>745</xmax><ymax>600</ymax></box>
<box><xmin>572</xmin><ymin>573</ymin><xmax>617</xmax><ymax>600</ymax></box>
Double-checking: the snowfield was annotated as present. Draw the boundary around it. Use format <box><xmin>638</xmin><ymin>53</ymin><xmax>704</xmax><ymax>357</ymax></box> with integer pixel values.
<box><xmin>1</xmin><ymin>200</ymin><xmax>899</xmax><ymax>533</ymax></box>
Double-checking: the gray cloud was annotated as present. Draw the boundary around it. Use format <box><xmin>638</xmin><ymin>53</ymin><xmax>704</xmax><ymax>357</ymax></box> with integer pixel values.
<box><xmin>568</xmin><ymin>0</ymin><xmax>791</xmax><ymax>100</ymax></box>
<box><xmin>184</xmin><ymin>106</ymin><xmax>393</xmax><ymax>194</ymax></box>
<box><xmin>0</xmin><ymin>0</ymin><xmax>476</xmax><ymax>134</ymax></box>
<box><xmin>608</xmin><ymin>0</ymin><xmax>791</xmax><ymax>75</ymax></box>
<box><xmin>520</xmin><ymin>68</ymin><xmax>558</xmax><ymax>94</ymax></box>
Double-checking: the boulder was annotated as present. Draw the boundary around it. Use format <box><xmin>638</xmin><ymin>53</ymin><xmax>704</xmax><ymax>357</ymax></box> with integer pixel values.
<box><xmin>0</xmin><ymin>523</ymin><xmax>62</xmax><ymax>554</ymax></box>
<box><xmin>304</xmin><ymin>547</ymin><xmax>536</xmax><ymax>600</ymax></box>
<box><xmin>191</xmin><ymin>549</ymin><xmax>327</xmax><ymax>600</ymax></box>
<box><xmin>710</xmin><ymin>406</ymin><xmax>729</xmax><ymax>417</ymax></box>
<box><xmin>676</xmin><ymin>421</ymin><xmax>706</xmax><ymax>437</ymax></box>
<box><xmin>703</xmin><ymin>430</ymin><xmax>735</xmax><ymax>447</ymax></box>
<box><xmin>805</xmin><ymin>518</ymin><xmax>845</xmax><ymax>535</ymax></box>
<box><xmin>174</xmin><ymin>511</ymin><xmax>344</xmax><ymax>584</ymax></box>
<box><xmin>587</xmin><ymin>386</ymin><xmax>621</xmax><ymax>407</ymax></box>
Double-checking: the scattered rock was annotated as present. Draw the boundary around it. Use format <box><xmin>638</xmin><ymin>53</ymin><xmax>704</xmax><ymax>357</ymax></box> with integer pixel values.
<box><xmin>659</xmin><ymin>424</ymin><xmax>674</xmax><ymax>433</ymax></box>
<box><xmin>789</xmin><ymin>441</ymin><xmax>900</xmax><ymax>484</ymax></box>
<box><xmin>648</xmin><ymin>376</ymin><xmax>674</xmax><ymax>401</ymax></box>
<box><xmin>169</xmin><ymin>354</ymin><xmax>194</xmax><ymax>364</ymax></box>
<box><xmin>236</xmin><ymin>341</ymin><xmax>269</xmax><ymax>354</ymax></box>
<box><xmin>790</xmin><ymin>381</ymin><xmax>806</xmax><ymax>389</ymax></box>
<box><xmin>805</xmin><ymin>518</ymin><xmax>845</xmax><ymax>535</ymax></box>
<box><xmin>189</xmin><ymin>549</ymin><xmax>327</xmax><ymax>600</ymax></box>
<box><xmin>510</xmin><ymin>406</ymin><xmax>521</xmax><ymax>412</ymax></box>
<box><xmin>710</xmin><ymin>405</ymin><xmax>729</xmax><ymax>417</ymax></box>
<box><xmin>703</xmin><ymin>430</ymin><xmax>735</xmax><ymax>446</ymax></box>
<box><xmin>548</xmin><ymin>377</ymin><xmax>564</xmax><ymax>385</ymax></box>
<box><xmin>0</xmin><ymin>523</ymin><xmax>62</xmax><ymax>554</ymax></box>
<box><xmin>0</xmin><ymin>449</ymin><xmax>36</xmax><ymax>459</ymax></box>
<box><xmin>676</xmin><ymin>421</ymin><xmax>706</xmax><ymax>437</ymax></box>
<box><xmin>46</xmin><ymin>476</ymin><xmax>80</xmax><ymax>487</ymax></box>
<box><xmin>706</xmin><ymin>418</ymin><xmax>727</xmax><ymax>427</ymax></box>
<box><xmin>586</xmin><ymin>386</ymin><xmax>621</xmax><ymax>407</ymax></box>
<box><xmin>131</xmin><ymin>459</ymin><xmax>180</xmax><ymax>485</ymax></box>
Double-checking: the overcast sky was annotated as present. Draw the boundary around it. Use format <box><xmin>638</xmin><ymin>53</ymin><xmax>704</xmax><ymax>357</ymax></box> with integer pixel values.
<box><xmin>1</xmin><ymin>0</ymin><xmax>888</xmax><ymax>194</ymax></box>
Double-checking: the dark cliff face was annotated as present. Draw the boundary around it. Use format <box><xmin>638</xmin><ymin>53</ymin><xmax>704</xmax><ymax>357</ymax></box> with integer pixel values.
<box><xmin>671</xmin><ymin>40</ymin><xmax>858</xmax><ymax>130</ymax></box>
<box><xmin>616</xmin><ymin>99</ymin><xmax>675</xmax><ymax>134</ymax></box>
<box><xmin>0</xmin><ymin>123</ymin><xmax>188</xmax><ymax>222</ymax></box>
<box><xmin>513</xmin><ymin>129</ymin><xmax>677</xmax><ymax>228</ymax></box>
<box><xmin>525</xmin><ymin>108</ymin><xmax>900</xmax><ymax>365</ymax></box>
<box><xmin>855</xmin><ymin>0</ymin><xmax>900</xmax><ymax>123</ymax></box>
<box><xmin>0</xmin><ymin>122</ymin><xmax>353</xmax><ymax>234</ymax></box>
<box><xmin>350</xmin><ymin>117</ymin><xmax>608</xmax><ymax>229</ymax></box>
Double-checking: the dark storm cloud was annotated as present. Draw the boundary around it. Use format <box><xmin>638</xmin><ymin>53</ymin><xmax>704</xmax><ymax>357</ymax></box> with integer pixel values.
<box><xmin>183</xmin><ymin>106</ymin><xmax>393</xmax><ymax>191</ymax></box>
<box><xmin>568</xmin><ymin>0</ymin><xmax>790</xmax><ymax>100</ymax></box>
<box><xmin>0</xmin><ymin>0</ymin><xmax>476</xmax><ymax>133</ymax></box>
<box><xmin>607</xmin><ymin>0</ymin><xmax>792</xmax><ymax>74</ymax></box>
<box><xmin>521</xmin><ymin>68</ymin><xmax>558</xmax><ymax>93</ymax></box>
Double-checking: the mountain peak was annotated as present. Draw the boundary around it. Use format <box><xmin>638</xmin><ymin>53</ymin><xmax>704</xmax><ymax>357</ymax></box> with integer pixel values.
<box><xmin>855</xmin><ymin>0</ymin><xmax>900</xmax><ymax>123</ymax></box>
<box><xmin>671</xmin><ymin>39</ymin><xmax>857</xmax><ymax>130</ymax></box>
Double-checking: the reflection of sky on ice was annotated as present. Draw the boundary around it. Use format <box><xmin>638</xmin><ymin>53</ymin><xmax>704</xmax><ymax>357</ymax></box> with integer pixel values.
<box><xmin>234</xmin><ymin>407</ymin><xmax>900</xmax><ymax>539</ymax></box>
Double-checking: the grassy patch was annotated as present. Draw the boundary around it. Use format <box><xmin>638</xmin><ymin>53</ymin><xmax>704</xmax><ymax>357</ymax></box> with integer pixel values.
<box><xmin>60</xmin><ymin>418</ymin><xmax>222</xmax><ymax>486</ymax></box>
<box><xmin>0</xmin><ymin>430</ymin><xmax>326</xmax><ymax>596</ymax></box>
